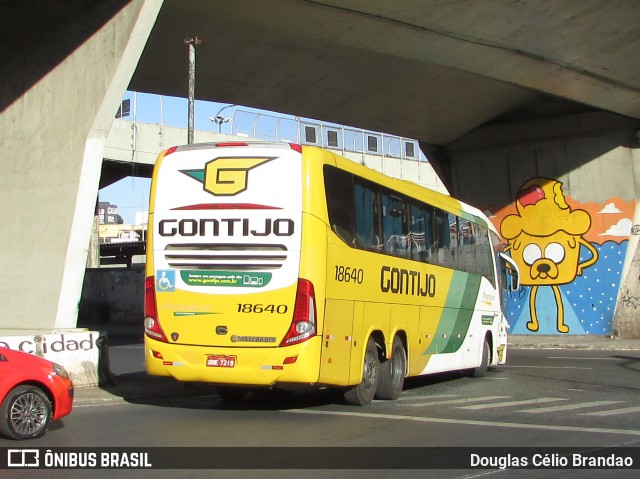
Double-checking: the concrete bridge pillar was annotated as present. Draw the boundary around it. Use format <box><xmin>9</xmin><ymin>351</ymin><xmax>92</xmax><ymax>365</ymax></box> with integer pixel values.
<box><xmin>0</xmin><ymin>1</ymin><xmax>162</xmax><ymax>340</ymax></box>
<box><xmin>612</xmin><ymin>196</ymin><xmax>640</xmax><ymax>338</ymax></box>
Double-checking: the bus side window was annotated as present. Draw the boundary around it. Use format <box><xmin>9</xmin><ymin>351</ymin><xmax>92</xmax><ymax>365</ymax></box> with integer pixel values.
<box><xmin>433</xmin><ymin>209</ymin><xmax>453</xmax><ymax>267</ymax></box>
<box><xmin>410</xmin><ymin>202</ymin><xmax>433</xmax><ymax>263</ymax></box>
<box><xmin>472</xmin><ymin>222</ymin><xmax>495</xmax><ymax>286</ymax></box>
<box><xmin>354</xmin><ymin>180</ymin><xmax>378</xmax><ymax>251</ymax></box>
<box><xmin>324</xmin><ymin>166</ymin><xmax>355</xmax><ymax>245</ymax></box>
<box><xmin>458</xmin><ymin>218</ymin><xmax>474</xmax><ymax>273</ymax></box>
<box><xmin>380</xmin><ymin>192</ymin><xmax>402</xmax><ymax>257</ymax></box>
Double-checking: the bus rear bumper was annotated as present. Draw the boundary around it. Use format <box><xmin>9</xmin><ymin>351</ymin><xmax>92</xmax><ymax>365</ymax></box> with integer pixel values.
<box><xmin>144</xmin><ymin>336</ymin><xmax>322</xmax><ymax>386</ymax></box>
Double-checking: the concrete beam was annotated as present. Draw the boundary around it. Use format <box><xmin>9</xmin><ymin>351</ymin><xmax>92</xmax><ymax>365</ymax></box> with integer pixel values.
<box><xmin>128</xmin><ymin>1</ymin><xmax>640</xmax><ymax>146</ymax></box>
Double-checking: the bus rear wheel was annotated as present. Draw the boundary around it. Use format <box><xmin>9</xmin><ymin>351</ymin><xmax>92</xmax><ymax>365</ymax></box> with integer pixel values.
<box><xmin>375</xmin><ymin>336</ymin><xmax>406</xmax><ymax>400</ymax></box>
<box><xmin>344</xmin><ymin>336</ymin><xmax>379</xmax><ymax>406</ymax></box>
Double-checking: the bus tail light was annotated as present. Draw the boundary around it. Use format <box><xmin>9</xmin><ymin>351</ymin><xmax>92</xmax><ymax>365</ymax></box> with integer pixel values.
<box><xmin>281</xmin><ymin>278</ymin><xmax>317</xmax><ymax>346</ymax></box>
<box><xmin>163</xmin><ymin>146</ymin><xmax>178</xmax><ymax>157</ymax></box>
<box><xmin>144</xmin><ymin>276</ymin><xmax>168</xmax><ymax>342</ymax></box>
<box><xmin>214</xmin><ymin>142</ymin><xmax>249</xmax><ymax>147</ymax></box>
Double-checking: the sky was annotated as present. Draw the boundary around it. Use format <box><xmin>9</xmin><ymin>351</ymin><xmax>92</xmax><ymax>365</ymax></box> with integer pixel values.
<box><xmin>98</xmin><ymin>91</ymin><xmax>424</xmax><ymax>224</ymax></box>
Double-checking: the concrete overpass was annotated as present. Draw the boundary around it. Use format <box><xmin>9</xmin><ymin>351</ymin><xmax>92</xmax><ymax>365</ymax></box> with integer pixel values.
<box><xmin>130</xmin><ymin>0</ymin><xmax>640</xmax><ymax>148</ymax></box>
<box><xmin>1</xmin><ymin>0</ymin><xmax>640</xmax><ymax>362</ymax></box>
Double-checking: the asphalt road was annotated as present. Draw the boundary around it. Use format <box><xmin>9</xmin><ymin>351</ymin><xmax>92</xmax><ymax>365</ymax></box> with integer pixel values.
<box><xmin>2</xmin><ymin>344</ymin><xmax>639</xmax><ymax>478</ymax></box>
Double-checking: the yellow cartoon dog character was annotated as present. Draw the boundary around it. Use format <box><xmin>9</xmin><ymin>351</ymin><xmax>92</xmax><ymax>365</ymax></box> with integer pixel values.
<box><xmin>500</xmin><ymin>178</ymin><xmax>598</xmax><ymax>333</ymax></box>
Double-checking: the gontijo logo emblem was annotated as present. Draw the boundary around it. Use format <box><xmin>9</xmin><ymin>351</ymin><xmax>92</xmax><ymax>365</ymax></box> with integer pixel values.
<box><xmin>181</xmin><ymin>157</ymin><xmax>274</xmax><ymax>196</ymax></box>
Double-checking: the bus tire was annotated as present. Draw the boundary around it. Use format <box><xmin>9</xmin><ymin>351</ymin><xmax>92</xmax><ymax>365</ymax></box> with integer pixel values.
<box><xmin>375</xmin><ymin>335</ymin><xmax>406</xmax><ymax>400</ymax></box>
<box><xmin>344</xmin><ymin>336</ymin><xmax>379</xmax><ymax>406</ymax></box>
<box><xmin>472</xmin><ymin>337</ymin><xmax>490</xmax><ymax>378</ymax></box>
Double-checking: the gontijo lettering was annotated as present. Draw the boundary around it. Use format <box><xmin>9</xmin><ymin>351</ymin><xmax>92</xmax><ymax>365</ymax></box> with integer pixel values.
<box><xmin>380</xmin><ymin>265</ymin><xmax>436</xmax><ymax>297</ymax></box>
<box><xmin>158</xmin><ymin>218</ymin><xmax>294</xmax><ymax>237</ymax></box>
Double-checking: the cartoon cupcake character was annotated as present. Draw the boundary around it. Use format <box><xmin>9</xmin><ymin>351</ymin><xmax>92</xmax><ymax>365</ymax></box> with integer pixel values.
<box><xmin>501</xmin><ymin>178</ymin><xmax>598</xmax><ymax>333</ymax></box>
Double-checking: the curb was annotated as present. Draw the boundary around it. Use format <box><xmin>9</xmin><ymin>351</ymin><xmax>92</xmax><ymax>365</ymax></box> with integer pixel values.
<box><xmin>508</xmin><ymin>335</ymin><xmax>640</xmax><ymax>351</ymax></box>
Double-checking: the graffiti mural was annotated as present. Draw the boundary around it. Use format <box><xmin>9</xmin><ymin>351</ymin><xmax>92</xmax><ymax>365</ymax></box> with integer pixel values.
<box><xmin>489</xmin><ymin>177</ymin><xmax>634</xmax><ymax>335</ymax></box>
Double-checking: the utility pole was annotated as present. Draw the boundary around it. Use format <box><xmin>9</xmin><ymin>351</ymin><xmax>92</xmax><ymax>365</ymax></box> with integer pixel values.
<box><xmin>184</xmin><ymin>36</ymin><xmax>201</xmax><ymax>144</ymax></box>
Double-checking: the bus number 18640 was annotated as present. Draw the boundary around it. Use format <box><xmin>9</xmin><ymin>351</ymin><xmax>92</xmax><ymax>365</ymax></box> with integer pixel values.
<box><xmin>335</xmin><ymin>265</ymin><xmax>364</xmax><ymax>284</ymax></box>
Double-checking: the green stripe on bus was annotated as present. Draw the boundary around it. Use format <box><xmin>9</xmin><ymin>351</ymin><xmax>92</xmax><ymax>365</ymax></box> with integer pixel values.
<box><xmin>443</xmin><ymin>273</ymin><xmax>481</xmax><ymax>352</ymax></box>
<box><xmin>424</xmin><ymin>272</ymin><xmax>481</xmax><ymax>354</ymax></box>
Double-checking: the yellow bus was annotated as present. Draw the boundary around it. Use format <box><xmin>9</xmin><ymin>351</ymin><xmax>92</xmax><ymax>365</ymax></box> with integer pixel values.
<box><xmin>144</xmin><ymin>141</ymin><xmax>519</xmax><ymax>405</ymax></box>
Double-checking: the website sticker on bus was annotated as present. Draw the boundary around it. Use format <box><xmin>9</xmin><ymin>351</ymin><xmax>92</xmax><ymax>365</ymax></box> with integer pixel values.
<box><xmin>181</xmin><ymin>270</ymin><xmax>272</xmax><ymax>287</ymax></box>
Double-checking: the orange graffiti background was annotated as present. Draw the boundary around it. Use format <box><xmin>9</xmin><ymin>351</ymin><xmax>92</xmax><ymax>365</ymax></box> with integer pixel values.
<box><xmin>488</xmin><ymin>196</ymin><xmax>635</xmax><ymax>245</ymax></box>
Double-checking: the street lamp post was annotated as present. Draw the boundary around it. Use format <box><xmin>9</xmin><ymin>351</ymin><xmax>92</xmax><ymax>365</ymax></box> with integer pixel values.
<box><xmin>184</xmin><ymin>36</ymin><xmax>201</xmax><ymax>144</ymax></box>
<box><xmin>209</xmin><ymin>104</ymin><xmax>237</xmax><ymax>133</ymax></box>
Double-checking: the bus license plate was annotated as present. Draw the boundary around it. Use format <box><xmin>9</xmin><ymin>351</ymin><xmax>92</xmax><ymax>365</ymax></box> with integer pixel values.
<box><xmin>206</xmin><ymin>355</ymin><xmax>236</xmax><ymax>368</ymax></box>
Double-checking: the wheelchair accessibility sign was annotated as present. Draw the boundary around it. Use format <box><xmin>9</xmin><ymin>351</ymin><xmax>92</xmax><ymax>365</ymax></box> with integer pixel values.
<box><xmin>156</xmin><ymin>270</ymin><xmax>175</xmax><ymax>292</ymax></box>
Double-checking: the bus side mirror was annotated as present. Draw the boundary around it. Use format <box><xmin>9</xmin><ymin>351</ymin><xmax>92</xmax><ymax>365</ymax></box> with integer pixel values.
<box><xmin>509</xmin><ymin>268</ymin><xmax>520</xmax><ymax>291</ymax></box>
<box><xmin>499</xmin><ymin>252</ymin><xmax>520</xmax><ymax>291</ymax></box>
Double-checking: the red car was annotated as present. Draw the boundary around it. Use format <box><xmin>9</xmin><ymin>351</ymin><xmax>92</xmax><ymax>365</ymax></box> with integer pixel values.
<box><xmin>0</xmin><ymin>347</ymin><xmax>74</xmax><ymax>440</ymax></box>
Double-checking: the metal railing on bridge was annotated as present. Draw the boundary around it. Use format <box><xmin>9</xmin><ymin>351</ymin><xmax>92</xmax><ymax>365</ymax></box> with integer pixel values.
<box><xmin>228</xmin><ymin>109</ymin><xmax>421</xmax><ymax>162</ymax></box>
<box><xmin>117</xmin><ymin>93</ymin><xmax>423</xmax><ymax>162</ymax></box>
